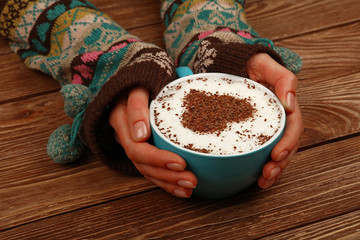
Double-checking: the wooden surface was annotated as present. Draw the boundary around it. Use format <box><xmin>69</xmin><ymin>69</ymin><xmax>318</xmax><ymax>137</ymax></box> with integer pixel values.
<box><xmin>0</xmin><ymin>0</ymin><xmax>359</xmax><ymax>239</ymax></box>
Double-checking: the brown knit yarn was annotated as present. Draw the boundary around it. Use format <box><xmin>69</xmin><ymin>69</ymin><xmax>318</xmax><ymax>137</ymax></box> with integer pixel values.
<box><xmin>81</xmin><ymin>47</ymin><xmax>176</xmax><ymax>175</ymax></box>
<box><xmin>193</xmin><ymin>37</ymin><xmax>285</xmax><ymax>77</ymax></box>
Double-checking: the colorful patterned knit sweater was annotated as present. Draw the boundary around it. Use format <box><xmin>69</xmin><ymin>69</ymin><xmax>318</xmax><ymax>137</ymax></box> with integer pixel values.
<box><xmin>0</xmin><ymin>0</ymin><xmax>302</xmax><ymax>174</ymax></box>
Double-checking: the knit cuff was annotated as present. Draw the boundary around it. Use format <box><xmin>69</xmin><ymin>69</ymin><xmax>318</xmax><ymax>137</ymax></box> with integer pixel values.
<box><xmin>81</xmin><ymin>47</ymin><xmax>176</xmax><ymax>174</ymax></box>
<box><xmin>193</xmin><ymin>37</ymin><xmax>285</xmax><ymax>77</ymax></box>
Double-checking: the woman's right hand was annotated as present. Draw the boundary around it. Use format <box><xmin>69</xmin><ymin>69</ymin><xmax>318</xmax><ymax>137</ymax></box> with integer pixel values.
<box><xmin>246</xmin><ymin>53</ymin><xmax>304</xmax><ymax>189</ymax></box>
<box><xmin>109</xmin><ymin>87</ymin><xmax>198</xmax><ymax>198</ymax></box>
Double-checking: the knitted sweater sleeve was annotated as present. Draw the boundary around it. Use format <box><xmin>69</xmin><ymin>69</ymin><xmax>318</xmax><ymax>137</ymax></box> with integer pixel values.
<box><xmin>0</xmin><ymin>0</ymin><xmax>176</xmax><ymax>174</ymax></box>
<box><xmin>161</xmin><ymin>0</ymin><xmax>302</xmax><ymax>77</ymax></box>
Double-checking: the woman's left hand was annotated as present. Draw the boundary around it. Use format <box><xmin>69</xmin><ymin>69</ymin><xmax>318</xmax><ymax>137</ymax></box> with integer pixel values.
<box><xmin>246</xmin><ymin>53</ymin><xmax>304</xmax><ymax>189</ymax></box>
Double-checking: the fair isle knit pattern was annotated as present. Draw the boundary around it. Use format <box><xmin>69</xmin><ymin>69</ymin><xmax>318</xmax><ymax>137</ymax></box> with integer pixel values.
<box><xmin>0</xmin><ymin>0</ymin><xmax>176</xmax><ymax>170</ymax></box>
<box><xmin>5</xmin><ymin>0</ymin><xmax>135</xmax><ymax>83</ymax></box>
<box><xmin>161</xmin><ymin>0</ymin><xmax>302</xmax><ymax>75</ymax></box>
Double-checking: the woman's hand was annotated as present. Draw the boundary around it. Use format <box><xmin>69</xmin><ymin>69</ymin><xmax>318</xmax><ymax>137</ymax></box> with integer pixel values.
<box><xmin>109</xmin><ymin>87</ymin><xmax>197</xmax><ymax>198</ymax></box>
<box><xmin>247</xmin><ymin>53</ymin><xmax>304</xmax><ymax>189</ymax></box>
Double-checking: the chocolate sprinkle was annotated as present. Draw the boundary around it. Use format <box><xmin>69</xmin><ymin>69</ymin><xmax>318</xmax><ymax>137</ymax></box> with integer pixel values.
<box><xmin>258</xmin><ymin>134</ymin><xmax>272</xmax><ymax>145</ymax></box>
<box><xmin>184</xmin><ymin>144</ymin><xmax>210</xmax><ymax>153</ymax></box>
<box><xmin>181</xmin><ymin>89</ymin><xmax>255</xmax><ymax>134</ymax></box>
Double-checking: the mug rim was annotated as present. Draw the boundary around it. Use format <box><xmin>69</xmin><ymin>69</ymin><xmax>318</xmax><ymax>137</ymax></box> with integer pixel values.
<box><xmin>149</xmin><ymin>72</ymin><xmax>286</xmax><ymax>158</ymax></box>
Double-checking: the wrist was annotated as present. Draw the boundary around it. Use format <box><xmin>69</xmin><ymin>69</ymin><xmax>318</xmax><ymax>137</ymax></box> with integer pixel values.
<box><xmin>193</xmin><ymin>38</ymin><xmax>284</xmax><ymax>78</ymax></box>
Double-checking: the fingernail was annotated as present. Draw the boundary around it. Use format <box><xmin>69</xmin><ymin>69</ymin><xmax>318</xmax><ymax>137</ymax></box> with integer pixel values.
<box><xmin>133</xmin><ymin>121</ymin><xmax>147</xmax><ymax>141</ymax></box>
<box><xmin>178</xmin><ymin>180</ymin><xmax>196</xmax><ymax>189</ymax></box>
<box><xmin>167</xmin><ymin>163</ymin><xmax>185</xmax><ymax>171</ymax></box>
<box><xmin>285</xmin><ymin>92</ymin><xmax>295</xmax><ymax>112</ymax></box>
<box><xmin>270</xmin><ymin>167</ymin><xmax>281</xmax><ymax>179</ymax></box>
<box><xmin>174</xmin><ymin>189</ymin><xmax>189</xmax><ymax>198</ymax></box>
<box><xmin>276</xmin><ymin>151</ymin><xmax>289</xmax><ymax>162</ymax></box>
<box><xmin>263</xmin><ymin>178</ymin><xmax>276</xmax><ymax>189</ymax></box>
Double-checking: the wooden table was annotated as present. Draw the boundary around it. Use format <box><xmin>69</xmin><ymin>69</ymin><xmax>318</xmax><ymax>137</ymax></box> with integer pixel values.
<box><xmin>1</xmin><ymin>0</ymin><xmax>359</xmax><ymax>239</ymax></box>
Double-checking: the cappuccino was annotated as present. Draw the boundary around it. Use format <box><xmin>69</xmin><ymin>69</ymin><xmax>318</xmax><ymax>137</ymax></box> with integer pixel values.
<box><xmin>151</xmin><ymin>75</ymin><xmax>283</xmax><ymax>155</ymax></box>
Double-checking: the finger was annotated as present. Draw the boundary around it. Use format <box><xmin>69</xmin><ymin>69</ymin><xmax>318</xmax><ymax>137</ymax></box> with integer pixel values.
<box><xmin>134</xmin><ymin>162</ymin><xmax>197</xmax><ymax>188</ymax></box>
<box><xmin>258</xmin><ymin>143</ymin><xmax>299</xmax><ymax>189</ymax></box>
<box><xmin>258</xmin><ymin>176</ymin><xmax>276</xmax><ymax>190</ymax></box>
<box><xmin>127</xmin><ymin>87</ymin><xmax>151</xmax><ymax>141</ymax></box>
<box><xmin>111</xmin><ymin>100</ymin><xmax>187</xmax><ymax>170</ymax></box>
<box><xmin>117</xmin><ymin>129</ymin><xmax>187</xmax><ymax>171</ymax></box>
<box><xmin>146</xmin><ymin>176</ymin><xmax>193</xmax><ymax>198</ymax></box>
<box><xmin>126</xmin><ymin>142</ymin><xmax>188</xmax><ymax>171</ymax></box>
<box><xmin>262</xmin><ymin>141</ymin><xmax>300</xmax><ymax>181</ymax></box>
<box><xmin>271</xmin><ymin>97</ymin><xmax>303</xmax><ymax>161</ymax></box>
<box><xmin>110</xmin><ymin>96</ymin><xmax>198</xmax><ymax>197</ymax></box>
<box><xmin>109</xmin><ymin>97</ymin><xmax>132</xmax><ymax>146</ymax></box>
<box><xmin>247</xmin><ymin>53</ymin><xmax>298</xmax><ymax>113</ymax></box>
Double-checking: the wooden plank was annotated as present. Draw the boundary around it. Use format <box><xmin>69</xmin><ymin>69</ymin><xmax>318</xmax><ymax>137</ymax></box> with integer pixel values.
<box><xmin>0</xmin><ymin>92</ymin><xmax>154</xmax><ymax>230</ymax></box>
<box><xmin>0</xmin><ymin>39</ymin><xmax>10</xmax><ymax>55</ymax></box>
<box><xmin>275</xmin><ymin>21</ymin><xmax>360</xmax><ymax>82</ymax></box>
<box><xmin>0</xmin><ymin>54</ymin><xmax>60</xmax><ymax>104</ymax></box>
<box><xmin>297</xmin><ymin>72</ymin><xmax>360</xmax><ymax>147</ymax></box>
<box><xmin>94</xmin><ymin>0</ymin><xmax>162</xmax><ymax>30</ymax></box>
<box><xmin>1</xmin><ymin>135</ymin><xmax>359</xmax><ymax>239</ymax></box>
<box><xmin>0</xmin><ymin>74</ymin><xmax>360</xmax><ymax>231</ymax></box>
<box><xmin>0</xmin><ymin>70</ymin><xmax>357</xmax><ymax>185</ymax></box>
<box><xmin>0</xmin><ymin>44</ymin><xmax>359</xmax><ymax>233</ymax></box>
<box><xmin>273</xmin><ymin>22</ymin><xmax>360</xmax><ymax>147</ymax></box>
<box><xmin>260</xmin><ymin>210</ymin><xmax>360</xmax><ymax>240</ymax></box>
<box><xmin>130</xmin><ymin>22</ymin><xmax>165</xmax><ymax>49</ymax></box>
<box><xmin>246</xmin><ymin>0</ymin><xmax>360</xmax><ymax>40</ymax></box>
<box><xmin>1</xmin><ymin>0</ymin><xmax>359</xmax><ymax>236</ymax></box>
<box><xmin>339</xmin><ymin>232</ymin><xmax>360</xmax><ymax>240</ymax></box>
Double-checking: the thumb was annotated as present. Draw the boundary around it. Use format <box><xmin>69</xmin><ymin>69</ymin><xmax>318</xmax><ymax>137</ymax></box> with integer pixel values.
<box><xmin>247</xmin><ymin>53</ymin><xmax>298</xmax><ymax>113</ymax></box>
<box><xmin>127</xmin><ymin>87</ymin><xmax>151</xmax><ymax>142</ymax></box>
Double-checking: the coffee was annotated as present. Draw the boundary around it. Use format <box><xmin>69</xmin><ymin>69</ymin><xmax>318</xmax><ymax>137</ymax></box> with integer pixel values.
<box><xmin>151</xmin><ymin>76</ymin><xmax>283</xmax><ymax>155</ymax></box>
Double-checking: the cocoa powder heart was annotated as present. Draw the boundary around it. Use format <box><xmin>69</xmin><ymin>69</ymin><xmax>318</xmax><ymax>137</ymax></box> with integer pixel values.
<box><xmin>181</xmin><ymin>89</ymin><xmax>255</xmax><ymax>135</ymax></box>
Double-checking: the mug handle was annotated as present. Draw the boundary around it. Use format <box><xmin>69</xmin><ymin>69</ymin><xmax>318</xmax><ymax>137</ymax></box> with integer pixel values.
<box><xmin>176</xmin><ymin>66</ymin><xmax>194</xmax><ymax>78</ymax></box>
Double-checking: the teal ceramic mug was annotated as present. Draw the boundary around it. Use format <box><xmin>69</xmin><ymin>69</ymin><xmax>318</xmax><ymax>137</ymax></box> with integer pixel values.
<box><xmin>149</xmin><ymin>67</ymin><xmax>286</xmax><ymax>199</ymax></box>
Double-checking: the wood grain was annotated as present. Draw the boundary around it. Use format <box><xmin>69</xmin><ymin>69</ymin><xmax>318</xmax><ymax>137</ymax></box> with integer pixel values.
<box><xmin>297</xmin><ymin>72</ymin><xmax>360</xmax><ymax>147</ymax></box>
<box><xmin>92</xmin><ymin>0</ymin><xmax>162</xmax><ymax>30</ymax></box>
<box><xmin>260</xmin><ymin>210</ymin><xmax>360</xmax><ymax>240</ymax></box>
<box><xmin>0</xmin><ymin>39</ymin><xmax>10</xmax><ymax>55</ymax></box>
<box><xmin>0</xmin><ymin>0</ymin><xmax>359</xmax><ymax>238</ymax></box>
<box><xmin>1</xmin><ymin>26</ymin><xmax>359</xmax><ymax>236</ymax></box>
<box><xmin>0</xmin><ymin>71</ymin><xmax>357</xmax><ymax>177</ymax></box>
<box><xmin>275</xmin><ymin>22</ymin><xmax>360</xmax><ymax>82</ymax></box>
<box><xmin>1</xmin><ymin>136</ymin><xmax>359</xmax><ymax>239</ymax></box>
<box><xmin>0</xmin><ymin>93</ymin><xmax>154</xmax><ymax>230</ymax></box>
<box><xmin>0</xmin><ymin>54</ymin><xmax>60</xmax><ymax>103</ymax></box>
<box><xmin>0</xmin><ymin>71</ymin><xmax>357</xmax><ymax>231</ymax></box>
<box><xmin>246</xmin><ymin>0</ymin><xmax>360</xmax><ymax>40</ymax></box>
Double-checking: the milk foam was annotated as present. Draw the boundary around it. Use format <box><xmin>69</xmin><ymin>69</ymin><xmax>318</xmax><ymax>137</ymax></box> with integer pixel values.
<box><xmin>151</xmin><ymin>75</ymin><xmax>283</xmax><ymax>155</ymax></box>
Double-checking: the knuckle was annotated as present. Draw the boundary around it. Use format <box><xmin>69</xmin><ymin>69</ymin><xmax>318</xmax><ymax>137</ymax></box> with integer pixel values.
<box><xmin>109</xmin><ymin>101</ymin><xmax>126</xmax><ymax>128</ymax></box>
<box><xmin>125</xmin><ymin>147</ymin><xmax>136</xmax><ymax>161</ymax></box>
<box><xmin>288</xmin><ymin>72</ymin><xmax>298</xmax><ymax>87</ymax></box>
<box><xmin>251</xmin><ymin>53</ymin><xmax>268</xmax><ymax>70</ymax></box>
<box><xmin>129</xmin><ymin>99</ymin><xmax>144</xmax><ymax>112</ymax></box>
<box><xmin>128</xmin><ymin>93</ymin><xmax>147</xmax><ymax>112</ymax></box>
